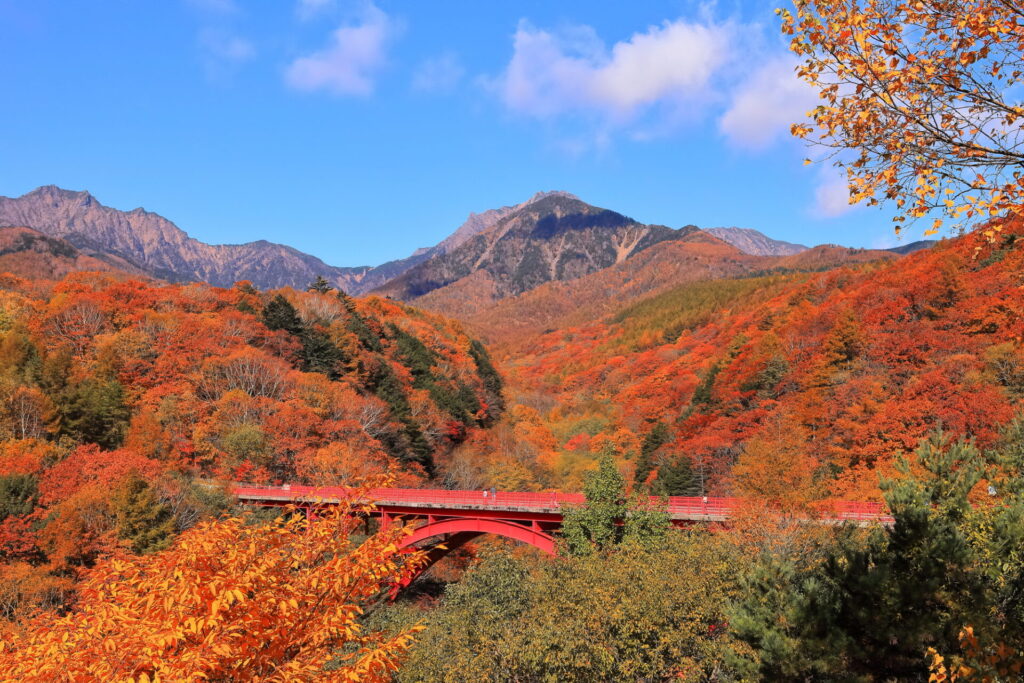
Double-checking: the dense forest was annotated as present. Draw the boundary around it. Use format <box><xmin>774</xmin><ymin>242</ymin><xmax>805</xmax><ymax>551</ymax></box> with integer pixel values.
<box><xmin>4</xmin><ymin>222</ymin><xmax>1024</xmax><ymax>680</ymax></box>
<box><xmin>457</xmin><ymin>219</ymin><xmax>1024</xmax><ymax>502</ymax></box>
<box><xmin>0</xmin><ymin>272</ymin><xmax>501</xmax><ymax>624</ymax></box>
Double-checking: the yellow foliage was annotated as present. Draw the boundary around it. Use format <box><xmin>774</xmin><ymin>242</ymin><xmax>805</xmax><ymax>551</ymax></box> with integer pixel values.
<box><xmin>0</xmin><ymin>495</ymin><xmax>425</xmax><ymax>681</ymax></box>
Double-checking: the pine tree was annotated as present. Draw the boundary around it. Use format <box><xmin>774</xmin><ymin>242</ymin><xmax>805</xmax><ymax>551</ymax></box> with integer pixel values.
<box><xmin>469</xmin><ymin>339</ymin><xmax>504</xmax><ymax>417</ymax></box>
<box><xmin>0</xmin><ymin>473</ymin><xmax>38</xmax><ymax>521</ymax></box>
<box><xmin>731</xmin><ymin>432</ymin><xmax>994</xmax><ymax>680</ymax></box>
<box><xmin>307</xmin><ymin>275</ymin><xmax>332</xmax><ymax>294</ymax></box>
<box><xmin>59</xmin><ymin>379</ymin><xmax>130</xmax><ymax>449</ymax></box>
<box><xmin>656</xmin><ymin>456</ymin><xmax>697</xmax><ymax>497</ymax></box>
<box><xmin>111</xmin><ymin>474</ymin><xmax>175</xmax><ymax>554</ymax></box>
<box><xmin>261</xmin><ymin>295</ymin><xmax>303</xmax><ymax>336</ymax></box>
<box><xmin>635</xmin><ymin>421</ymin><xmax>671</xmax><ymax>487</ymax></box>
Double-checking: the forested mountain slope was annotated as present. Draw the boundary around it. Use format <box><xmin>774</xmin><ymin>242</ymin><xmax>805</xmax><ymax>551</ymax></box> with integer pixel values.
<box><xmin>444</xmin><ymin>220</ymin><xmax>1024</xmax><ymax>499</ymax></box>
<box><xmin>0</xmin><ymin>226</ymin><xmax>148</xmax><ymax>281</ymax></box>
<box><xmin>419</xmin><ymin>234</ymin><xmax>897</xmax><ymax>348</ymax></box>
<box><xmin>0</xmin><ymin>272</ymin><xmax>502</xmax><ymax>616</ymax></box>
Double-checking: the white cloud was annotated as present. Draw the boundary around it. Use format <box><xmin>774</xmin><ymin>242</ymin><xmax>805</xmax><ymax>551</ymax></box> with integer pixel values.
<box><xmin>198</xmin><ymin>28</ymin><xmax>255</xmax><ymax>79</ymax></box>
<box><xmin>200</xmin><ymin>29</ymin><xmax>255</xmax><ymax>62</ymax></box>
<box><xmin>812</xmin><ymin>171</ymin><xmax>856</xmax><ymax>218</ymax></box>
<box><xmin>297</xmin><ymin>0</ymin><xmax>334</xmax><ymax>20</ymax></box>
<box><xmin>285</xmin><ymin>4</ymin><xmax>395</xmax><ymax>96</ymax></box>
<box><xmin>719</xmin><ymin>56</ymin><xmax>817</xmax><ymax>150</ymax></box>
<box><xmin>412</xmin><ymin>52</ymin><xmax>465</xmax><ymax>93</ymax></box>
<box><xmin>493</xmin><ymin>19</ymin><xmax>731</xmax><ymax>122</ymax></box>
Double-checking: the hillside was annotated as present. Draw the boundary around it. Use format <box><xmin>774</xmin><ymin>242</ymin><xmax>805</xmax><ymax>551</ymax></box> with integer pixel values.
<box><xmin>418</xmin><ymin>230</ymin><xmax>758</xmax><ymax>343</ymax></box>
<box><xmin>418</xmin><ymin>235</ymin><xmax>898</xmax><ymax>348</ymax></box>
<box><xmin>0</xmin><ymin>226</ymin><xmax>148</xmax><ymax>281</ymax></box>
<box><xmin>0</xmin><ymin>270</ymin><xmax>505</xmax><ymax>615</ymax></box>
<box><xmin>439</xmin><ymin>221</ymin><xmax>1024</xmax><ymax>500</ymax></box>
<box><xmin>375</xmin><ymin>192</ymin><xmax>696</xmax><ymax>302</ymax></box>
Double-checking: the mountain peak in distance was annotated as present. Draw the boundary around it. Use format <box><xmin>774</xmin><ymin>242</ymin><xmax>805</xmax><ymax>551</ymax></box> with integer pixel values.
<box><xmin>705</xmin><ymin>227</ymin><xmax>808</xmax><ymax>256</ymax></box>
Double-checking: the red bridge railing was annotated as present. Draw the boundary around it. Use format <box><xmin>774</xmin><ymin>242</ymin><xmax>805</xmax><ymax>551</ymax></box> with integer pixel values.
<box><xmin>232</xmin><ymin>484</ymin><xmax>892</xmax><ymax>524</ymax></box>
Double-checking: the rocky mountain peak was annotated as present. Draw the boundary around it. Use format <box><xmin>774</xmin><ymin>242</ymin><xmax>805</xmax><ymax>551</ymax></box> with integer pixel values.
<box><xmin>0</xmin><ymin>185</ymin><xmax>368</xmax><ymax>291</ymax></box>
<box><xmin>522</xmin><ymin>190</ymin><xmax>579</xmax><ymax>205</ymax></box>
<box><xmin>705</xmin><ymin>227</ymin><xmax>807</xmax><ymax>256</ymax></box>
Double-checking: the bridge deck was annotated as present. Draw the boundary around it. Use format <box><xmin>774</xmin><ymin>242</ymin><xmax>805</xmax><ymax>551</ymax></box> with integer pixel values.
<box><xmin>233</xmin><ymin>485</ymin><xmax>891</xmax><ymax>525</ymax></box>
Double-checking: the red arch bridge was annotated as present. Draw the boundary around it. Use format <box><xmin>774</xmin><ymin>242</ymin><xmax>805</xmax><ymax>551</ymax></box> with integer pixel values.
<box><xmin>233</xmin><ymin>484</ymin><xmax>892</xmax><ymax>589</ymax></box>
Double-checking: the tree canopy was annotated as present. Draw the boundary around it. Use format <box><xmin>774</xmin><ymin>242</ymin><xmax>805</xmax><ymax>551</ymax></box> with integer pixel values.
<box><xmin>783</xmin><ymin>0</ymin><xmax>1024</xmax><ymax>235</ymax></box>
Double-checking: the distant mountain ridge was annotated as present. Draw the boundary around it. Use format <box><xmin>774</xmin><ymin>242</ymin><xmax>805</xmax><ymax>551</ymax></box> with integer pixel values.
<box><xmin>352</xmin><ymin>191</ymin><xmax>568</xmax><ymax>293</ymax></box>
<box><xmin>0</xmin><ymin>186</ymin><xmax>375</xmax><ymax>292</ymax></box>
<box><xmin>416</xmin><ymin>234</ymin><xmax>900</xmax><ymax>346</ymax></box>
<box><xmin>0</xmin><ymin>186</ymin><xmax>894</xmax><ymax>306</ymax></box>
<box><xmin>705</xmin><ymin>227</ymin><xmax>808</xmax><ymax>256</ymax></box>
<box><xmin>886</xmin><ymin>240</ymin><xmax>937</xmax><ymax>255</ymax></box>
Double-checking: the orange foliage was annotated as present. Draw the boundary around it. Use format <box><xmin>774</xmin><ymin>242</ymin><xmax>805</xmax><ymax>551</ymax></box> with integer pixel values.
<box><xmin>495</xmin><ymin>219</ymin><xmax>1024</xmax><ymax>499</ymax></box>
<box><xmin>0</xmin><ymin>500</ymin><xmax>426</xmax><ymax>681</ymax></box>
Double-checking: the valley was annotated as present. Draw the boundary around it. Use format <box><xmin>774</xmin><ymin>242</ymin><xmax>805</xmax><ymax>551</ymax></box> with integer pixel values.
<box><xmin>3</xmin><ymin>0</ymin><xmax>1023</xmax><ymax>675</ymax></box>
<box><xmin>3</xmin><ymin>185</ymin><xmax>1023</xmax><ymax>679</ymax></box>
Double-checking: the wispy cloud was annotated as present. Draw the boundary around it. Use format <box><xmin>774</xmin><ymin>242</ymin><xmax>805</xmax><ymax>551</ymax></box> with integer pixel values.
<box><xmin>296</xmin><ymin>0</ymin><xmax>334</xmax><ymax>21</ymax></box>
<box><xmin>812</xmin><ymin>170</ymin><xmax>857</xmax><ymax>218</ymax></box>
<box><xmin>719</xmin><ymin>56</ymin><xmax>817</xmax><ymax>150</ymax></box>
<box><xmin>200</xmin><ymin>28</ymin><xmax>255</xmax><ymax>61</ymax></box>
<box><xmin>412</xmin><ymin>52</ymin><xmax>465</xmax><ymax>93</ymax></box>
<box><xmin>285</xmin><ymin>3</ymin><xmax>395</xmax><ymax>96</ymax></box>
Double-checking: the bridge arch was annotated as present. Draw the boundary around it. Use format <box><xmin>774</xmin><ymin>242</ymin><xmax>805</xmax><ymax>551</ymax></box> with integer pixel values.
<box><xmin>400</xmin><ymin>517</ymin><xmax>557</xmax><ymax>554</ymax></box>
<box><xmin>393</xmin><ymin>517</ymin><xmax>557</xmax><ymax>592</ymax></box>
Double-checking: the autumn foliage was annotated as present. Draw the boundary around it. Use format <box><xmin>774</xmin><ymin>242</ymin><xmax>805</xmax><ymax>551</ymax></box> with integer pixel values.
<box><xmin>0</xmin><ymin>273</ymin><xmax>501</xmax><ymax>621</ymax></box>
<box><xmin>468</xmin><ymin>218</ymin><xmax>1024</xmax><ymax>503</ymax></box>
<box><xmin>0</xmin><ymin>498</ymin><xmax>426</xmax><ymax>681</ymax></box>
<box><xmin>783</xmin><ymin>0</ymin><xmax>1024</xmax><ymax>234</ymax></box>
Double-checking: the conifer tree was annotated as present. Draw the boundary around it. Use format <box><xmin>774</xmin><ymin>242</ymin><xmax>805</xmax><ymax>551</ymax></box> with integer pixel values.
<box><xmin>307</xmin><ymin>275</ymin><xmax>332</xmax><ymax>294</ymax></box>
<box><xmin>112</xmin><ymin>474</ymin><xmax>175</xmax><ymax>554</ymax></box>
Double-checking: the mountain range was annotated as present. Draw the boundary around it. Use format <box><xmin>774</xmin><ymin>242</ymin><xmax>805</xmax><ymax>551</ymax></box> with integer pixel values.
<box><xmin>0</xmin><ymin>186</ymin><xmax>925</xmax><ymax>313</ymax></box>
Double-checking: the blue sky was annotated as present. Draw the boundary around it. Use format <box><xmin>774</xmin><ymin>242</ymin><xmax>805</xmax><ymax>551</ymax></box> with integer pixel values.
<box><xmin>0</xmin><ymin>0</ymin><xmax>911</xmax><ymax>267</ymax></box>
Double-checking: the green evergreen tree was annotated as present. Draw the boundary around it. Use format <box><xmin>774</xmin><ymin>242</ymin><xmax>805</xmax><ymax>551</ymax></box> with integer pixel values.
<box><xmin>635</xmin><ymin>421</ymin><xmax>671</xmax><ymax>487</ymax></box>
<box><xmin>656</xmin><ymin>456</ymin><xmax>698</xmax><ymax>497</ymax></box>
<box><xmin>469</xmin><ymin>339</ymin><xmax>504</xmax><ymax>417</ymax></box>
<box><xmin>112</xmin><ymin>474</ymin><xmax>176</xmax><ymax>554</ymax></box>
<box><xmin>307</xmin><ymin>275</ymin><xmax>332</xmax><ymax>294</ymax></box>
<box><xmin>300</xmin><ymin>327</ymin><xmax>344</xmax><ymax>379</ymax></box>
<box><xmin>338</xmin><ymin>292</ymin><xmax>384</xmax><ymax>353</ymax></box>
<box><xmin>262</xmin><ymin>294</ymin><xmax>345</xmax><ymax>377</ymax></box>
<box><xmin>689</xmin><ymin>361</ymin><xmax>721</xmax><ymax>411</ymax></box>
<box><xmin>390</xmin><ymin>324</ymin><xmax>436</xmax><ymax>388</ymax></box>
<box><xmin>59</xmin><ymin>379</ymin><xmax>130</xmax><ymax>448</ymax></box>
<box><xmin>731</xmin><ymin>432</ymin><xmax>995</xmax><ymax>680</ymax></box>
<box><xmin>261</xmin><ymin>294</ymin><xmax>304</xmax><ymax>336</ymax></box>
<box><xmin>370</xmin><ymin>363</ymin><xmax>434</xmax><ymax>475</ymax></box>
<box><xmin>0</xmin><ymin>473</ymin><xmax>38</xmax><ymax>521</ymax></box>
